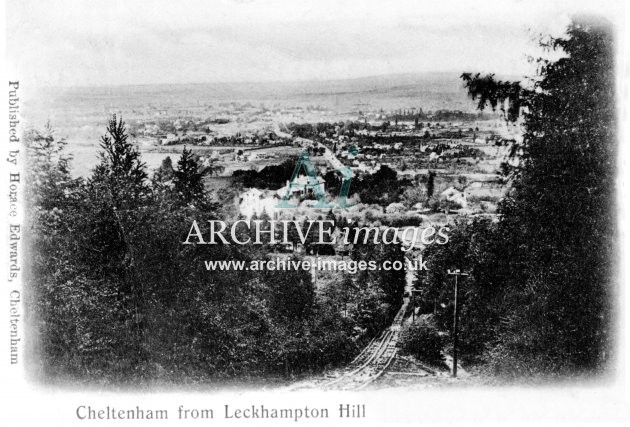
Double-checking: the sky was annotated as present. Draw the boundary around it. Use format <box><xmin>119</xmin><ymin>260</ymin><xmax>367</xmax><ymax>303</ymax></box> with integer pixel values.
<box><xmin>5</xmin><ymin>0</ymin><xmax>624</xmax><ymax>87</ymax></box>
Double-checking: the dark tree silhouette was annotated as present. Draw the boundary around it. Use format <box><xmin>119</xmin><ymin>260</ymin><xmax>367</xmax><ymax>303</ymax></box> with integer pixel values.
<box><xmin>173</xmin><ymin>147</ymin><xmax>207</xmax><ymax>204</ymax></box>
<box><xmin>453</xmin><ymin>19</ymin><xmax>615</xmax><ymax>375</ymax></box>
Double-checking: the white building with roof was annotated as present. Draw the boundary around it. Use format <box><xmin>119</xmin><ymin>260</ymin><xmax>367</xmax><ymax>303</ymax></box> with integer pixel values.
<box><xmin>276</xmin><ymin>175</ymin><xmax>325</xmax><ymax>199</ymax></box>
<box><xmin>440</xmin><ymin>187</ymin><xmax>467</xmax><ymax>208</ymax></box>
<box><xmin>239</xmin><ymin>188</ymin><xmax>281</xmax><ymax>219</ymax></box>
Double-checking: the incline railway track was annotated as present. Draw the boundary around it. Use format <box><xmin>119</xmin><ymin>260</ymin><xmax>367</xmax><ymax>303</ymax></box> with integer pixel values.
<box><xmin>319</xmin><ymin>298</ymin><xmax>409</xmax><ymax>390</ymax></box>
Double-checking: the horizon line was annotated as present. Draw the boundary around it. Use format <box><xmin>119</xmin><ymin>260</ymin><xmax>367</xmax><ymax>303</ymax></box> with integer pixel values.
<box><xmin>32</xmin><ymin>69</ymin><xmax>527</xmax><ymax>91</ymax></box>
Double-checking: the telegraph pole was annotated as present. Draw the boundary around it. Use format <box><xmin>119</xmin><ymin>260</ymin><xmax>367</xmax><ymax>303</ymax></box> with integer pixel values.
<box><xmin>447</xmin><ymin>269</ymin><xmax>469</xmax><ymax>378</ymax></box>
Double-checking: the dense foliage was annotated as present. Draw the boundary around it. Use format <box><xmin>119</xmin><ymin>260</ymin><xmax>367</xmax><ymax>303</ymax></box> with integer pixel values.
<box><xmin>25</xmin><ymin>116</ymin><xmax>406</xmax><ymax>384</ymax></box>
<box><xmin>399</xmin><ymin>319</ymin><xmax>445</xmax><ymax>364</ymax></box>
<box><xmin>232</xmin><ymin>160</ymin><xmax>297</xmax><ymax>189</ymax></box>
<box><xmin>420</xmin><ymin>20</ymin><xmax>615</xmax><ymax>378</ymax></box>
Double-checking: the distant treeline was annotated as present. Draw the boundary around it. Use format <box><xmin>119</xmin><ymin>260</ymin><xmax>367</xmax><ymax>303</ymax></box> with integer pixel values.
<box><xmin>232</xmin><ymin>160</ymin><xmax>419</xmax><ymax>209</ymax></box>
<box><xmin>386</xmin><ymin>109</ymin><xmax>493</xmax><ymax>122</ymax></box>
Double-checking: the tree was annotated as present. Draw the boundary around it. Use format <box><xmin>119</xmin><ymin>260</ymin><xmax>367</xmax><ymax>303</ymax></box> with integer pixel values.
<box><xmin>27</xmin><ymin>117</ymin><xmax>360</xmax><ymax>383</ymax></box>
<box><xmin>25</xmin><ymin>117</ymin><xmax>151</xmax><ymax>380</ymax></box>
<box><xmin>92</xmin><ymin>115</ymin><xmax>148</xmax><ymax>203</ymax></box>
<box><xmin>264</xmin><ymin>259</ymin><xmax>315</xmax><ymax>320</ymax></box>
<box><xmin>154</xmin><ymin>156</ymin><xmax>174</xmax><ymax>182</ymax></box>
<box><xmin>173</xmin><ymin>147</ymin><xmax>207</xmax><ymax>204</ymax></box>
<box><xmin>401</xmin><ymin>185</ymin><xmax>426</xmax><ymax>208</ymax></box>
<box><xmin>426</xmin><ymin>171</ymin><xmax>436</xmax><ymax>199</ymax></box>
<box><xmin>24</xmin><ymin>122</ymin><xmax>76</xmax><ymax>210</ymax></box>
<box><xmin>352</xmin><ymin>242</ymin><xmax>406</xmax><ymax>315</ymax></box>
<box><xmin>420</xmin><ymin>218</ymin><xmax>504</xmax><ymax>361</ymax></box>
<box><xmin>399</xmin><ymin>319</ymin><xmax>445</xmax><ymax>364</ymax></box>
<box><xmin>458</xmin><ymin>19</ymin><xmax>614</xmax><ymax>375</ymax></box>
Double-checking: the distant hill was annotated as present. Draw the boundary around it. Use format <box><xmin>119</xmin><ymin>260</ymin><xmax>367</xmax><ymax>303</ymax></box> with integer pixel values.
<box><xmin>33</xmin><ymin>72</ymin><xmax>493</xmax><ymax>115</ymax></box>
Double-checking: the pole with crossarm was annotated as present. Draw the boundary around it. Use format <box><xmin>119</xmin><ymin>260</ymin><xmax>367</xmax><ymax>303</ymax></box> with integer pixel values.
<box><xmin>447</xmin><ymin>269</ymin><xmax>469</xmax><ymax>378</ymax></box>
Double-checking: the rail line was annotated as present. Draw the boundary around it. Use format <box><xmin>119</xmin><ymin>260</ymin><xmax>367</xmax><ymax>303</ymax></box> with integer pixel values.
<box><xmin>321</xmin><ymin>298</ymin><xmax>409</xmax><ymax>390</ymax></box>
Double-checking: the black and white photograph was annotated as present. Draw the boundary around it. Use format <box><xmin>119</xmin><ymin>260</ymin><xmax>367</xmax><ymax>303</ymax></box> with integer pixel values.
<box><xmin>1</xmin><ymin>0</ymin><xmax>629</xmax><ymax>425</ymax></box>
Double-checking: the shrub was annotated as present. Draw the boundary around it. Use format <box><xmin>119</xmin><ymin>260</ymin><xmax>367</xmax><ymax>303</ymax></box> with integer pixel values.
<box><xmin>385</xmin><ymin>202</ymin><xmax>406</xmax><ymax>214</ymax></box>
<box><xmin>399</xmin><ymin>319</ymin><xmax>444</xmax><ymax>363</ymax></box>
